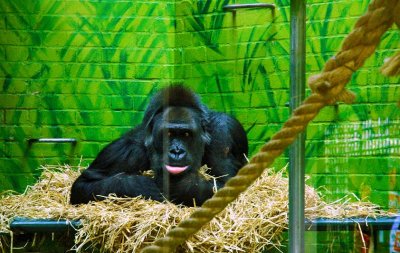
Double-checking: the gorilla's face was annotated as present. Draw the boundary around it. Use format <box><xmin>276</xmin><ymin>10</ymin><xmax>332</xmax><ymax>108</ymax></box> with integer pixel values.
<box><xmin>146</xmin><ymin>107</ymin><xmax>209</xmax><ymax>176</ymax></box>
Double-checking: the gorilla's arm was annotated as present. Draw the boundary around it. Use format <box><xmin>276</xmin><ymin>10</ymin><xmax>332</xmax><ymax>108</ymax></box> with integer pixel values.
<box><xmin>70</xmin><ymin>127</ymin><xmax>164</xmax><ymax>204</ymax></box>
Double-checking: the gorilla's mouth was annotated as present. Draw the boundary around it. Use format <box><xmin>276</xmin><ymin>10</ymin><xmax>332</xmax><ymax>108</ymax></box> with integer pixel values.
<box><xmin>165</xmin><ymin>165</ymin><xmax>189</xmax><ymax>175</ymax></box>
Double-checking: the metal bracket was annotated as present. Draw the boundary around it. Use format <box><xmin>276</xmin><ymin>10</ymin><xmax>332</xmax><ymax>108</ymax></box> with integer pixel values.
<box><xmin>223</xmin><ymin>3</ymin><xmax>276</xmax><ymax>12</ymax></box>
<box><xmin>28</xmin><ymin>138</ymin><xmax>77</xmax><ymax>145</ymax></box>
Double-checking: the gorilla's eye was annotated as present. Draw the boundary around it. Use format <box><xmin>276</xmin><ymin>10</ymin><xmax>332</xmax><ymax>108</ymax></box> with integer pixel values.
<box><xmin>184</xmin><ymin>132</ymin><xmax>190</xmax><ymax>137</ymax></box>
<box><xmin>167</xmin><ymin>131</ymin><xmax>172</xmax><ymax>137</ymax></box>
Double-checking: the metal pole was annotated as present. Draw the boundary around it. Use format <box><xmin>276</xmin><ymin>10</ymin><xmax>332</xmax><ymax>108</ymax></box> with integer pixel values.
<box><xmin>289</xmin><ymin>0</ymin><xmax>306</xmax><ymax>253</ymax></box>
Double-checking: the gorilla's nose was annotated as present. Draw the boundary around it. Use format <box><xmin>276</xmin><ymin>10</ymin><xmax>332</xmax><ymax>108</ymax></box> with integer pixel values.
<box><xmin>169</xmin><ymin>147</ymin><xmax>186</xmax><ymax>160</ymax></box>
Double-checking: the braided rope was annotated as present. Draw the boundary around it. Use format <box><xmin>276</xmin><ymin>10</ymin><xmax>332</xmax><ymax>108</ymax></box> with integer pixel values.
<box><xmin>381</xmin><ymin>0</ymin><xmax>400</xmax><ymax>77</ymax></box>
<box><xmin>141</xmin><ymin>0</ymin><xmax>399</xmax><ymax>252</ymax></box>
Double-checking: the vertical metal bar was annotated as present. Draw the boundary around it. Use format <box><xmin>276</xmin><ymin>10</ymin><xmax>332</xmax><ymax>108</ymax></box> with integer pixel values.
<box><xmin>289</xmin><ymin>0</ymin><xmax>306</xmax><ymax>253</ymax></box>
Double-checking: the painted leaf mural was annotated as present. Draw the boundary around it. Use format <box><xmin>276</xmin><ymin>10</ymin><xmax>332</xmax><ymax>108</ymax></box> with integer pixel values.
<box><xmin>0</xmin><ymin>0</ymin><xmax>399</xmax><ymax>218</ymax></box>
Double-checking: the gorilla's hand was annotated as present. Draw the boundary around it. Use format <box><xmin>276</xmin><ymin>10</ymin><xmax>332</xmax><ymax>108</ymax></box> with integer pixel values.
<box><xmin>167</xmin><ymin>172</ymin><xmax>220</xmax><ymax>206</ymax></box>
<box><xmin>123</xmin><ymin>175</ymin><xmax>164</xmax><ymax>201</ymax></box>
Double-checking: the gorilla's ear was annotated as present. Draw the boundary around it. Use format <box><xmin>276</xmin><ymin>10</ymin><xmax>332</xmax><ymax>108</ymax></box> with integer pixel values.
<box><xmin>144</xmin><ymin>134</ymin><xmax>153</xmax><ymax>148</ymax></box>
<box><xmin>201</xmin><ymin>131</ymin><xmax>211</xmax><ymax>145</ymax></box>
<box><xmin>143</xmin><ymin>113</ymin><xmax>156</xmax><ymax>148</ymax></box>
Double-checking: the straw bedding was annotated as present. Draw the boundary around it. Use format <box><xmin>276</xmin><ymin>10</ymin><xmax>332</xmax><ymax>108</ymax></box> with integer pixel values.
<box><xmin>0</xmin><ymin>165</ymin><xmax>389</xmax><ymax>252</ymax></box>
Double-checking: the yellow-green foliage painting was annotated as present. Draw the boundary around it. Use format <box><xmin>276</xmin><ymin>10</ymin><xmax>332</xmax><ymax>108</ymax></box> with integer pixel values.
<box><xmin>0</xmin><ymin>0</ymin><xmax>399</xmax><ymax>213</ymax></box>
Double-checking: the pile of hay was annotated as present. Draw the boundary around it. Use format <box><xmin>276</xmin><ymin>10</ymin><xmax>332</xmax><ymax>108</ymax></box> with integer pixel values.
<box><xmin>0</xmin><ymin>165</ymin><xmax>389</xmax><ymax>252</ymax></box>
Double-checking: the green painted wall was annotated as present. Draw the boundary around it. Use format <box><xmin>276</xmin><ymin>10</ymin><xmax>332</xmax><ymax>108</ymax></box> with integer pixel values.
<box><xmin>0</xmin><ymin>0</ymin><xmax>399</xmax><ymax>214</ymax></box>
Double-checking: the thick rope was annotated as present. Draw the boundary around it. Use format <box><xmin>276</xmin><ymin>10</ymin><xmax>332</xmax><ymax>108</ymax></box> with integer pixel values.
<box><xmin>141</xmin><ymin>0</ymin><xmax>399</xmax><ymax>252</ymax></box>
<box><xmin>381</xmin><ymin>0</ymin><xmax>400</xmax><ymax>77</ymax></box>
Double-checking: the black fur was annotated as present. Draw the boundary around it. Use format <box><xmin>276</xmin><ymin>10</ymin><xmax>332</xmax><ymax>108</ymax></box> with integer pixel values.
<box><xmin>70</xmin><ymin>85</ymin><xmax>248</xmax><ymax>206</ymax></box>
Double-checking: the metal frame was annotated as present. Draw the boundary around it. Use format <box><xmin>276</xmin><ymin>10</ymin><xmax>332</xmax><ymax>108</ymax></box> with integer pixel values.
<box><xmin>289</xmin><ymin>1</ymin><xmax>306</xmax><ymax>252</ymax></box>
<box><xmin>9</xmin><ymin>217</ymin><xmax>399</xmax><ymax>233</ymax></box>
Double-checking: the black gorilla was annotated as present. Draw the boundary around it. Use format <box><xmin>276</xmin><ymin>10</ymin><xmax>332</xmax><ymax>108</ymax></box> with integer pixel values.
<box><xmin>70</xmin><ymin>85</ymin><xmax>248</xmax><ymax>206</ymax></box>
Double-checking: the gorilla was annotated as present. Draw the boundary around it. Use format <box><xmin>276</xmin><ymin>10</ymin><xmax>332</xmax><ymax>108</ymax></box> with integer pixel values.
<box><xmin>70</xmin><ymin>85</ymin><xmax>248</xmax><ymax>206</ymax></box>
